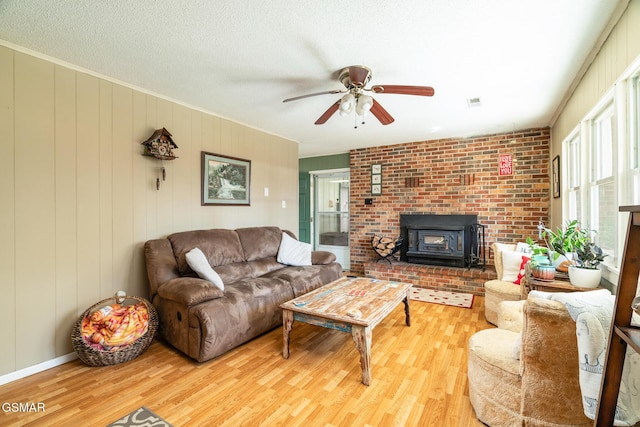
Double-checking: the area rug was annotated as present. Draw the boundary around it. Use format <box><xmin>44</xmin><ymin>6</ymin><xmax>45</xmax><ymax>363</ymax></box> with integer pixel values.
<box><xmin>409</xmin><ymin>287</ymin><xmax>474</xmax><ymax>309</ymax></box>
<box><xmin>107</xmin><ymin>406</ymin><xmax>173</xmax><ymax>427</ymax></box>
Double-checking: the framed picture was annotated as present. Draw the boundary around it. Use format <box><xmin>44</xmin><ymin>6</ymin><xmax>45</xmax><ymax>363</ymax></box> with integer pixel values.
<box><xmin>371</xmin><ymin>184</ymin><xmax>382</xmax><ymax>195</ymax></box>
<box><xmin>371</xmin><ymin>164</ymin><xmax>382</xmax><ymax>174</ymax></box>
<box><xmin>201</xmin><ymin>152</ymin><xmax>251</xmax><ymax>206</ymax></box>
<box><xmin>552</xmin><ymin>155</ymin><xmax>560</xmax><ymax>198</ymax></box>
<box><xmin>371</xmin><ymin>174</ymin><xmax>382</xmax><ymax>184</ymax></box>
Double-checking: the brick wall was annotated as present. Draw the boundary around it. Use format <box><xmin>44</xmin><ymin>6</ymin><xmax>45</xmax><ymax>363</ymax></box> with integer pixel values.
<box><xmin>349</xmin><ymin>127</ymin><xmax>551</xmax><ymax>276</ymax></box>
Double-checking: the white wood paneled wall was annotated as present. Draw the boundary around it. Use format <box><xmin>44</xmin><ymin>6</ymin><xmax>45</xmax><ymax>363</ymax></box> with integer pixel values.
<box><xmin>553</xmin><ymin>1</ymin><xmax>640</xmax><ymax>144</ymax></box>
<box><xmin>550</xmin><ymin>0</ymin><xmax>640</xmax><ymax>226</ymax></box>
<box><xmin>0</xmin><ymin>45</ymin><xmax>299</xmax><ymax>376</ymax></box>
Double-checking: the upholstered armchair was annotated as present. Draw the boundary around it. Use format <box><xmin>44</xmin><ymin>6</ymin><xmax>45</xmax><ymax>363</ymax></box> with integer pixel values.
<box><xmin>484</xmin><ymin>243</ymin><xmax>525</xmax><ymax>325</ymax></box>
<box><xmin>468</xmin><ymin>297</ymin><xmax>591</xmax><ymax>426</ymax></box>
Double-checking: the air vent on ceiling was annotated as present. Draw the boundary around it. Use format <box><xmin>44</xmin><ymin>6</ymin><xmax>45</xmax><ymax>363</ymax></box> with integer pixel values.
<box><xmin>467</xmin><ymin>97</ymin><xmax>482</xmax><ymax>108</ymax></box>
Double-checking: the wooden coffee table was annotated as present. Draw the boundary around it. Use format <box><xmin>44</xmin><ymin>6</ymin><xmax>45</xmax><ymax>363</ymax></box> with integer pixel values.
<box><xmin>280</xmin><ymin>277</ymin><xmax>412</xmax><ymax>385</ymax></box>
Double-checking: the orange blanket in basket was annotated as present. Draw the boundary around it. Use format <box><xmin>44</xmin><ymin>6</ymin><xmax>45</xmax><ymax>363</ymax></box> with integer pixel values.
<box><xmin>82</xmin><ymin>303</ymin><xmax>149</xmax><ymax>351</ymax></box>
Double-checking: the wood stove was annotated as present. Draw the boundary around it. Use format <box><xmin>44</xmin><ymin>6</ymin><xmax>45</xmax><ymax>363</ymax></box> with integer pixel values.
<box><xmin>400</xmin><ymin>214</ymin><xmax>485</xmax><ymax>268</ymax></box>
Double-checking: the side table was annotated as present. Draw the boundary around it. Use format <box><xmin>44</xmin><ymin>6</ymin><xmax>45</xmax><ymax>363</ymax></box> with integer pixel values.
<box><xmin>521</xmin><ymin>266</ymin><xmax>600</xmax><ymax>298</ymax></box>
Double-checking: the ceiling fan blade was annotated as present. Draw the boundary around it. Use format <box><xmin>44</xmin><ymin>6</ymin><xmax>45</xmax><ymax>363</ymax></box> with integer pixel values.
<box><xmin>314</xmin><ymin>101</ymin><xmax>340</xmax><ymax>125</ymax></box>
<box><xmin>283</xmin><ymin>89</ymin><xmax>343</xmax><ymax>103</ymax></box>
<box><xmin>349</xmin><ymin>66</ymin><xmax>370</xmax><ymax>87</ymax></box>
<box><xmin>370</xmin><ymin>99</ymin><xmax>395</xmax><ymax>125</ymax></box>
<box><xmin>370</xmin><ymin>85</ymin><xmax>435</xmax><ymax>96</ymax></box>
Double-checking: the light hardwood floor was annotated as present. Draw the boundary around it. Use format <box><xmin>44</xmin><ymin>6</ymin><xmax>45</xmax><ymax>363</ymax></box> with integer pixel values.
<box><xmin>0</xmin><ymin>296</ymin><xmax>491</xmax><ymax>426</ymax></box>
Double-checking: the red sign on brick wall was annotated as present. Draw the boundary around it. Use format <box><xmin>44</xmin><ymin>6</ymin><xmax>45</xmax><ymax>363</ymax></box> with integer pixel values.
<box><xmin>499</xmin><ymin>154</ymin><xmax>513</xmax><ymax>176</ymax></box>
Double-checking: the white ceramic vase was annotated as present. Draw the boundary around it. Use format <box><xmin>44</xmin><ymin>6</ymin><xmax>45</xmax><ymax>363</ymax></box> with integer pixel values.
<box><xmin>568</xmin><ymin>265</ymin><xmax>602</xmax><ymax>288</ymax></box>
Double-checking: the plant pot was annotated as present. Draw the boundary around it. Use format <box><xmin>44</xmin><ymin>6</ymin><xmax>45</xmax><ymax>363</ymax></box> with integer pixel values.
<box><xmin>531</xmin><ymin>264</ymin><xmax>556</xmax><ymax>281</ymax></box>
<box><xmin>553</xmin><ymin>252</ymin><xmax>575</xmax><ymax>267</ymax></box>
<box><xmin>568</xmin><ymin>265</ymin><xmax>602</xmax><ymax>288</ymax></box>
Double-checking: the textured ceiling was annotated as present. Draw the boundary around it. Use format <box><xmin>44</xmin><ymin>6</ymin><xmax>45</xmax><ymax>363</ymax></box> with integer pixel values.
<box><xmin>0</xmin><ymin>0</ymin><xmax>623</xmax><ymax>157</ymax></box>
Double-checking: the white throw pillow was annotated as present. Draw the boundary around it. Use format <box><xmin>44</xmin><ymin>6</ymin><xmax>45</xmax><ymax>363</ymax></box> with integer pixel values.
<box><xmin>277</xmin><ymin>232</ymin><xmax>312</xmax><ymax>267</ymax></box>
<box><xmin>501</xmin><ymin>250</ymin><xmax>525</xmax><ymax>282</ymax></box>
<box><xmin>515</xmin><ymin>242</ymin><xmax>532</xmax><ymax>253</ymax></box>
<box><xmin>185</xmin><ymin>248</ymin><xmax>224</xmax><ymax>291</ymax></box>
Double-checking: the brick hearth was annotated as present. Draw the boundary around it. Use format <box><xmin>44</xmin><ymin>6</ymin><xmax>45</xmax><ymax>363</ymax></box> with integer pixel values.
<box><xmin>365</xmin><ymin>261</ymin><xmax>497</xmax><ymax>296</ymax></box>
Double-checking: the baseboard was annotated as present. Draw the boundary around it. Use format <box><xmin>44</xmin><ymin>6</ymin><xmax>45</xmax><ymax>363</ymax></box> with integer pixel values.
<box><xmin>0</xmin><ymin>353</ymin><xmax>78</xmax><ymax>386</ymax></box>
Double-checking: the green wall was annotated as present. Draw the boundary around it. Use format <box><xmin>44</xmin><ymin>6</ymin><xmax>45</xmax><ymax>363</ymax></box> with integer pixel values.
<box><xmin>298</xmin><ymin>153</ymin><xmax>350</xmax><ymax>242</ymax></box>
<box><xmin>299</xmin><ymin>153</ymin><xmax>350</xmax><ymax>172</ymax></box>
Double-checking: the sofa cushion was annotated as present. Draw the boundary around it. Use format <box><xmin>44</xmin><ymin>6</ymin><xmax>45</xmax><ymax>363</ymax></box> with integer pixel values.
<box><xmin>185</xmin><ymin>248</ymin><xmax>224</xmax><ymax>291</ymax></box>
<box><xmin>187</xmin><ymin>276</ymin><xmax>294</xmax><ymax>362</ymax></box>
<box><xmin>213</xmin><ymin>261</ymin><xmax>255</xmax><ymax>285</ymax></box>
<box><xmin>236</xmin><ymin>226</ymin><xmax>282</xmax><ymax>261</ymax></box>
<box><xmin>277</xmin><ymin>232</ymin><xmax>312</xmax><ymax>266</ymax></box>
<box><xmin>311</xmin><ymin>250</ymin><xmax>336</xmax><ymax>265</ymax></box>
<box><xmin>265</xmin><ymin>263</ymin><xmax>344</xmax><ymax>297</ymax></box>
<box><xmin>168</xmin><ymin>229</ymin><xmax>244</xmax><ymax>274</ymax></box>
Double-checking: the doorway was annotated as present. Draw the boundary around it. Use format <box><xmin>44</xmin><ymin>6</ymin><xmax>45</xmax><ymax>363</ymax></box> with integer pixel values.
<box><xmin>312</xmin><ymin>170</ymin><xmax>350</xmax><ymax>270</ymax></box>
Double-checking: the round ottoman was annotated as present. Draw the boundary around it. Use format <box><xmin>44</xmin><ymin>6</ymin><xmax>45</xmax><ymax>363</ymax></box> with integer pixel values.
<box><xmin>468</xmin><ymin>328</ymin><xmax>522</xmax><ymax>426</ymax></box>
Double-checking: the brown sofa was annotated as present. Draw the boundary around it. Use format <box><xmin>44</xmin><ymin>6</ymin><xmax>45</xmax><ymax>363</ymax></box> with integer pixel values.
<box><xmin>144</xmin><ymin>226</ymin><xmax>343</xmax><ymax>362</ymax></box>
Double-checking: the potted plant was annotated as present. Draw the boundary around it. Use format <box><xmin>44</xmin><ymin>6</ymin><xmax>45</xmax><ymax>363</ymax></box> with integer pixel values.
<box><xmin>568</xmin><ymin>237</ymin><xmax>607</xmax><ymax>288</ymax></box>
<box><xmin>541</xmin><ymin>219</ymin><xmax>586</xmax><ymax>268</ymax></box>
<box><xmin>525</xmin><ymin>237</ymin><xmax>556</xmax><ymax>281</ymax></box>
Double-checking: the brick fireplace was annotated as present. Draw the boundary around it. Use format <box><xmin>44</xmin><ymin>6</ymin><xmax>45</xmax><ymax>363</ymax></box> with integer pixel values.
<box><xmin>400</xmin><ymin>213</ymin><xmax>483</xmax><ymax>268</ymax></box>
<box><xmin>349</xmin><ymin>128</ymin><xmax>551</xmax><ymax>294</ymax></box>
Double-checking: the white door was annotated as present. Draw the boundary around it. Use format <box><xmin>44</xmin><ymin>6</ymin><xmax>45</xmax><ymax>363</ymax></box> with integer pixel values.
<box><xmin>313</xmin><ymin>172</ymin><xmax>350</xmax><ymax>270</ymax></box>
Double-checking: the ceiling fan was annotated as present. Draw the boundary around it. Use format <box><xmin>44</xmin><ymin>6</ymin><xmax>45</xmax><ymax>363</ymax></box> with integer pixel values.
<box><xmin>282</xmin><ymin>65</ymin><xmax>434</xmax><ymax>126</ymax></box>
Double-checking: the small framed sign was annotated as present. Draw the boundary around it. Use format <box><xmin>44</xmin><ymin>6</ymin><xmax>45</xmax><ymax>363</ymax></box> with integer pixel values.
<box><xmin>371</xmin><ymin>164</ymin><xmax>382</xmax><ymax>195</ymax></box>
<box><xmin>499</xmin><ymin>154</ymin><xmax>513</xmax><ymax>176</ymax></box>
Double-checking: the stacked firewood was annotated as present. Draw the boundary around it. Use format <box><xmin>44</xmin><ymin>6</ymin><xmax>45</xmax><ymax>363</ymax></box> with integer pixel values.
<box><xmin>372</xmin><ymin>235</ymin><xmax>399</xmax><ymax>257</ymax></box>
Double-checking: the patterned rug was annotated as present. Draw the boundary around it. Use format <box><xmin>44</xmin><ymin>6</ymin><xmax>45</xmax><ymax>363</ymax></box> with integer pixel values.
<box><xmin>409</xmin><ymin>287</ymin><xmax>474</xmax><ymax>309</ymax></box>
<box><xmin>107</xmin><ymin>406</ymin><xmax>173</xmax><ymax>427</ymax></box>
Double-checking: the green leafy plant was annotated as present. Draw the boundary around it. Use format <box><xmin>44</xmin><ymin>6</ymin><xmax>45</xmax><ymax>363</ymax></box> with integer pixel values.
<box><xmin>541</xmin><ymin>220</ymin><xmax>588</xmax><ymax>256</ymax></box>
<box><xmin>574</xmin><ymin>241</ymin><xmax>607</xmax><ymax>269</ymax></box>
<box><xmin>542</xmin><ymin>220</ymin><xmax>607</xmax><ymax>269</ymax></box>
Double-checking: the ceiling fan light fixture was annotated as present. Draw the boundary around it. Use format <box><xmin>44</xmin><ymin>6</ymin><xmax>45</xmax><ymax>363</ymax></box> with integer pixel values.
<box><xmin>286</xmin><ymin>65</ymin><xmax>434</xmax><ymax>126</ymax></box>
<box><xmin>356</xmin><ymin>95</ymin><xmax>373</xmax><ymax>116</ymax></box>
<box><xmin>339</xmin><ymin>93</ymin><xmax>355</xmax><ymax>116</ymax></box>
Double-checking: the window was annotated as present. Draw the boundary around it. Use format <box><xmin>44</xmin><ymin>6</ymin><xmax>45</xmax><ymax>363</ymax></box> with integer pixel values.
<box><xmin>561</xmin><ymin>65</ymin><xmax>640</xmax><ymax>277</ymax></box>
<box><xmin>565</xmin><ymin>131</ymin><xmax>581</xmax><ymax>220</ymax></box>
<box><xmin>631</xmin><ymin>75</ymin><xmax>640</xmax><ymax>204</ymax></box>
<box><xmin>589</xmin><ymin>102</ymin><xmax>616</xmax><ymax>262</ymax></box>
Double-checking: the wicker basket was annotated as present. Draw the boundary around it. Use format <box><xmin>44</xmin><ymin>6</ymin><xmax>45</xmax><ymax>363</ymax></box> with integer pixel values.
<box><xmin>71</xmin><ymin>295</ymin><xmax>158</xmax><ymax>367</ymax></box>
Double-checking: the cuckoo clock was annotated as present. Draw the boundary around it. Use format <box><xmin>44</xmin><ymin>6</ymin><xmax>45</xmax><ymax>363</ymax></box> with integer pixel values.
<box><xmin>141</xmin><ymin>128</ymin><xmax>178</xmax><ymax>190</ymax></box>
<box><xmin>141</xmin><ymin>127</ymin><xmax>178</xmax><ymax>160</ymax></box>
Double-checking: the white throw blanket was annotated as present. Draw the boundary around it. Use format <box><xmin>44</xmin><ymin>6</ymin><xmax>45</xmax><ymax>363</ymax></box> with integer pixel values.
<box><xmin>530</xmin><ymin>289</ymin><xmax>640</xmax><ymax>426</ymax></box>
